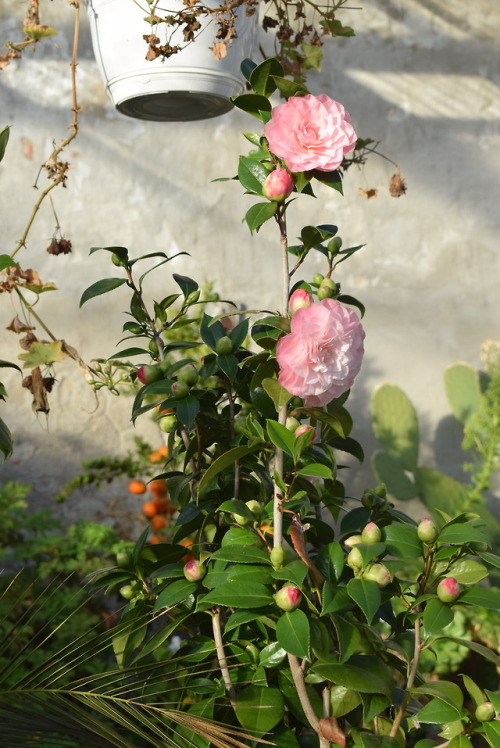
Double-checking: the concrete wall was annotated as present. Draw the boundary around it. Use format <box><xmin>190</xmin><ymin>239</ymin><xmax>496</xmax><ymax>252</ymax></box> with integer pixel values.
<box><xmin>1</xmin><ymin>0</ymin><xmax>499</xmax><ymax>521</ymax></box>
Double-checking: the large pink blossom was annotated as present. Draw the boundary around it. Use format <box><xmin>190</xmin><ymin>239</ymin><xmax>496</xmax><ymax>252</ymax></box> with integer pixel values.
<box><xmin>276</xmin><ymin>298</ymin><xmax>365</xmax><ymax>406</ymax></box>
<box><xmin>264</xmin><ymin>94</ymin><xmax>357</xmax><ymax>173</ymax></box>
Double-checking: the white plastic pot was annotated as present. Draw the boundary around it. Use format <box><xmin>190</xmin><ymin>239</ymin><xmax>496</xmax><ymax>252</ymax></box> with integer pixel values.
<box><xmin>87</xmin><ymin>0</ymin><xmax>257</xmax><ymax>121</ymax></box>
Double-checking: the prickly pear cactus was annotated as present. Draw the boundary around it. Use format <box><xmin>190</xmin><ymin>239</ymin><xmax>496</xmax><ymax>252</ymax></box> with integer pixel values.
<box><xmin>370</xmin><ymin>383</ymin><xmax>419</xmax><ymax>471</ymax></box>
<box><xmin>444</xmin><ymin>362</ymin><xmax>482</xmax><ymax>424</ymax></box>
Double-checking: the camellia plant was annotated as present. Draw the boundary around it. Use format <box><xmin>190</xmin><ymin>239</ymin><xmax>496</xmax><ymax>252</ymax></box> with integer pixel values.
<box><xmin>74</xmin><ymin>58</ymin><xmax>500</xmax><ymax>747</ymax></box>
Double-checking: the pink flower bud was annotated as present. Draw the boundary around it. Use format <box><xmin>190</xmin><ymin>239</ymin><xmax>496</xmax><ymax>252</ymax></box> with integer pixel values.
<box><xmin>436</xmin><ymin>577</ymin><xmax>461</xmax><ymax>603</ymax></box>
<box><xmin>263</xmin><ymin>168</ymin><xmax>294</xmax><ymax>202</ymax></box>
<box><xmin>363</xmin><ymin>563</ymin><xmax>391</xmax><ymax>588</ymax></box>
<box><xmin>183</xmin><ymin>559</ymin><xmax>206</xmax><ymax>582</ymax></box>
<box><xmin>274</xmin><ymin>585</ymin><xmax>301</xmax><ymax>611</ymax></box>
<box><xmin>289</xmin><ymin>289</ymin><xmax>313</xmax><ymax>313</ymax></box>
<box><xmin>361</xmin><ymin>522</ymin><xmax>382</xmax><ymax>544</ymax></box>
<box><xmin>136</xmin><ymin>365</ymin><xmax>162</xmax><ymax>385</ymax></box>
<box><xmin>294</xmin><ymin>425</ymin><xmax>316</xmax><ymax>443</ymax></box>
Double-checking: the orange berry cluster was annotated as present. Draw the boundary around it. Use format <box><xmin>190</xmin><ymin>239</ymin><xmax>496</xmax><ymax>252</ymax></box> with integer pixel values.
<box><xmin>127</xmin><ymin>463</ymin><xmax>177</xmax><ymax>544</ymax></box>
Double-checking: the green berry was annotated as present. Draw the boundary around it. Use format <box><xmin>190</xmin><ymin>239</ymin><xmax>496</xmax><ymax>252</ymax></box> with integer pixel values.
<box><xmin>115</xmin><ymin>551</ymin><xmax>130</xmax><ymax>568</ymax></box>
<box><xmin>216</xmin><ymin>336</ymin><xmax>233</xmax><ymax>355</ymax></box>
<box><xmin>475</xmin><ymin>702</ymin><xmax>496</xmax><ymax>722</ymax></box>
<box><xmin>119</xmin><ymin>584</ymin><xmax>135</xmax><ymax>600</ymax></box>
<box><xmin>159</xmin><ymin>415</ymin><xmax>177</xmax><ymax>433</ymax></box>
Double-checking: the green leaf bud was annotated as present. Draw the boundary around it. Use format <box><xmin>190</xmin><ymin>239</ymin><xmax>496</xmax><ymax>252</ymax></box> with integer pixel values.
<box><xmin>347</xmin><ymin>546</ymin><xmax>364</xmax><ymax>570</ymax></box>
<box><xmin>177</xmin><ymin>363</ymin><xmax>199</xmax><ymax>386</ymax></box>
<box><xmin>417</xmin><ymin>518</ymin><xmax>438</xmax><ymax>544</ymax></box>
<box><xmin>216</xmin><ymin>336</ymin><xmax>233</xmax><ymax>355</ymax></box>
<box><xmin>270</xmin><ymin>545</ymin><xmax>285</xmax><ymax>570</ymax></box>
<box><xmin>185</xmin><ymin>289</ymin><xmax>201</xmax><ymax>305</ymax></box>
<box><xmin>119</xmin><ymin>584</ymin><xmax>136</xmax><ymax>600</ymax></box>
<box><xmin>245</xmin><ymin>643</ymin><xmax>260</xmax><ymax>664</ymax></box>
<box><xmin>475</xmin><ymin>702</ymin><xmax>496</xmax><ymax>722</ymax></box>
<box><xmin>312</xmin><ymin>273</ymin><xmax>324</xmax><ymax>287</ymax></box>
<box><xmin>115</xmin><ymin>552</ymin><xmax>130</xmax><ymax>568</ymax></box>
<box><xmin>148</xmin><ymin>338</ymin><xmax>159</xmax><ymax>355</ymax></box>
<box><xmin>111</xmin><ymin>252</ymin><xmax>127</xmax><ymax>267</ymax></box>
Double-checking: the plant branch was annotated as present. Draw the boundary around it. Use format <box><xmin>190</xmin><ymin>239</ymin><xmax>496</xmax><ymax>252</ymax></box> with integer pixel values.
<box><xmin>212</xmin><ymin>608</ymin><xmax>236</xmax><ymax>705</ymax></box>
<box><xmin>288</xmin><ymin>654</ymin><xmax>320</xmax><ymax>733</ymax></box>
<box><xmin>390</xmin><ymin>616</ymin><xmax>421</xmax><ymax>737</ymax></box>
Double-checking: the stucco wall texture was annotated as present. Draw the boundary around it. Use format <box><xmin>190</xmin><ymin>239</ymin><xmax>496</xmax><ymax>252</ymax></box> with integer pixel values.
<box><xmin>1</xmin><ymin>0</ymin><xmax>499</xmax><ymax>521</ymax></box>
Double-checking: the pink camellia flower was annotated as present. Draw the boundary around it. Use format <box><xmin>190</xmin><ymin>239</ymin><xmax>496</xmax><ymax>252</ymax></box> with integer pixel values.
<box><xmin>276</xmin><ymin>298</ymin><xmax>365</xmax><ymax>407</ymax></box>
<box><xmin>264</xmin><ymin>94</ymin><xmax>357</xmax><ymax>173</ymax></box>
<box><xmin>294</xmin><ymin>424</ymin><xmax>316</xmax><ymax>443</ymax></box>
<box><xmin>289</xmin><ymin>288</ymin><xmax>313</xmax><ymax>313</ymax></box>
<box><xmin>263</xmin><ymin>168</ymin><xmax>294</xmax><ymax>202</ymax></box>
<box><xmin>437</xmin><ymin>577</ymin><xmax>461</xmax><ymax>603</ymax></box>
<box><xmin>183</xmin><ymin>559</ymin><xmax>206</xmax><ymax>582</ymax></box>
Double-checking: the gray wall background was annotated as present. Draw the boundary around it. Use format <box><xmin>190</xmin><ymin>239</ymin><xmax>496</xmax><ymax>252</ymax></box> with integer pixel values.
<box><xmin>1</xmin><ymin>0</ymin><xmax>499</xmax><ymax>523</ymax></box>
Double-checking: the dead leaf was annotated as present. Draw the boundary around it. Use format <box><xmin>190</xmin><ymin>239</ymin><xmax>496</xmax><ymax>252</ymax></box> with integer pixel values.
<box><xmin>389</xmin><ymin>171</ymin><xmax>407</xmax><ymax>197</ymax></box>
<box><xmin>211</xmin><ymin>41</ymin><xmax>227</xmax><ymax>60</ymax></box>
<box><xmin>22</xmin><ymin>367</ymin><xmax>50</xmax><ymax>413</ymax></box>
<box><xmin>6</xmin><ymin>316</ymin><xmax>35</xmax><ymax>334</ymax></box>
<box><xmin>319</xmin><ymin>717</ymin><xmax>346</xmax><ymax>746</ymax></box>
<box><xmin>19</xmin><ymin>340</ymin><xmax>67</xmax><ymax>369</ymax></box>
<box><xmin>358</xmin><ymin>187</ymin><xmax>378</xmax><ymax>200</ymax></box>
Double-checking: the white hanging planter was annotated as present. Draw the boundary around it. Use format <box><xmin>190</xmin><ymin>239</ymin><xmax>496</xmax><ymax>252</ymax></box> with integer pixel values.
<box><xmin>87</xmin><ymin>0</ymin><xmax>257</xmax><ymax>121</ymax></box>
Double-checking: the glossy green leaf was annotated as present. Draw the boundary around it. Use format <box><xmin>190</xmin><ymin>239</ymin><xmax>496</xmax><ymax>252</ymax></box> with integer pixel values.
<box><xmin>197</xmin><ymin>444</ymin><xmax>261</xmax><ymax>496</ymax></box>
<box><xmin>0</xmin><ymin>254</ymin><xmax>18</xmax><ymax>271</ymax></box>
<box><xmin>478</xmin><ymin>552</ymin><xmax>500</xmax><ymax>569</ymax></box>
<box><xmin>435</xmin><ymin>637</ymin><xmax>500</xmax><ymax>665</ymax></box>
<box><xmin>361</xmin><ymin>693</ymin><xmax>391</xmax><ymax>723</ymax></box>
<box><xmin>79</xmin><ymin>277</ymin><xmax>126</xmax><ymax>307</ymax></box>
<box><xmin>276</xmin><ymin>609</ymin><xmax>310</xmax><ymax>658</ymax></box>
<box><xmin>438</xmin><ymin>523</ymin><xmax>488</xmax><ymax>546</ymax></box>
<box><xmin>217</xmin><ymin>353</ymin><xmax>239</xmax><ymax>383</ymax></box>
<box><xmin>297</xmin><ymin>463</ymin><xmax>332</xmax><ymax>479</ymax></box>
<box><xmin>272</xmin><ymin>560</ymin><xmax>309</xmax><ymax>587</ymax></box>
<box><xmin>234</xmin><ymin>685</ymin><xmax>284</xmax><ymax>733</ymax></box>
<box><xmin>249</xmin><ymin>57</ymin><xmax>283</xmax><ymax>97</ymax></box>
<box><xmin>416</xmin><ymin>697</ymin><xmax>463</xmax><ymax>723</ymax></box>
<box><xmin>262</xmin><ymin>378</ymin><xmax>292</xmax><ymax>409</ymax></box>
<box><xmin>312</xmin><ymin>661</ymin><xmax>392</xmax><ymax>697</ymax></box>
<box><xmin>332</xmin><ymin>615</ymin><xmax>362</xmax><ymax>664</ymax></box>
<box><xmin>109</xmin><ymin>347</ymin><xmax>150</xmax><ymax>360</ymax></box>
<box><xmin>347</xmin><ymin>578</ymin><xmax>381</xmax><ymax>624</ymax></box>
<box><xmin>271</xmin><ymin>76</ymin><xmax>309</xmax><ymax>98</ymax></box>
<box><xmin>217</xmin><ymin>499</ymin><xmax>255</xmax><ymax>520</ymax></box>
<box><xmin>200</xmin><ymin>582</ymin><xmax>273</xmax><ymax>609</ymax></box>
<box><xmin>172</xmin><ymin>273</ymin><xmax>198</xmax><ymax>299</ymax></box>
<box><xmin>447</xmin><ymin>558</ymin><xmax>488</xmax><ymax>584</ymax></box>
<box><xmin>238</xmin><ymin>156</ymin><xmax>268</xmax><ymax>194</ymax></box>
<box><xmin>0</xmin><ymin>417</ymin><xmax>13</xmax><ymax>462</ymax></box>
<box><xmin>483</xmin><ymin>718</ymin><xmax>500</xmax><ymax>747</ymax></box>
<box><xmin>423</xmin><ymin>598</ymin><xmax>454</xmax><ymax>635</ymax></box>
<box><xmin>411</xmin><ymin>681</ymin><xmax>463</xmax><ymax>708</ymax></box>
<box><xmin>153</xmin><ymin>579</ymin><xmax>197</xmax><ymax>610</ymax></box>
<box><xmin>459</xmin><ymin>586</ymin><xmax>500</xmax><ymax>610</ymax></box>
<box><xmin>317</xmin><ymin>541</ymin><xmax>344</xmax><ymax>583</ymax></box>
<box><xmin>259</xmin><ymin>641</ymin><xmax>287</xmax><ymax>668</ymax></box>
<box><xmin>210</xmin><ymin>545</ymin><xmax>271</xmax><ymax>565</ymax></box>
<box><xmin>175</xmin><ymin>394</ymin><xmax>199</xmax><ymax>429</ymax></box>
<box><xmin>383</xmin><ymin>524</ymin><xmax>422</xmax><ymax>558</ymax></box>
<box><xmin>448</xmin><ymin>736</ymin><xmax>473</xmax><ymax>748</ymax></box>
<box><xmin>460</xmin><ymin>674</ymin><xmax>484</xmax><ymax>708</ymax></box>
<box><xmin>330</xmin><ymin>685</ymin><xmax>361</xmax><ymax>717</ymax></box>
<box><xmin>312</xmin><ymin>168</ymin><xmax>343</xmax><ymax>194</ymax></box>
<box><xmin>231</xmin><ymin>93</ymin><xmax>273</xmax><ymax>118</ymax></box>
<box><xmin>226</xmin><ymin>565</ymin><xmax>274</xmax><ymax>585</ymax></box>
<box><xmin>225</xmin><ymin>609</ymin><xmax>264</xmax><ymax>633</ymax></box>
<box><xmin>266</xmin><ymin>419</ymin><xmax>296</xmax><ymax>458</ymax></box>
<box><xmin>245</xmin><ymin>201</ymin><xmax>278</xmax><ymax>233</ymax></box>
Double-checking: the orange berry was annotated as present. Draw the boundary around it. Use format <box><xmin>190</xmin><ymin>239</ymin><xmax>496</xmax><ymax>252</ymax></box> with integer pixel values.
<box><xmin>128</xmin><ymin>479</ymin><xmax>147</xmax><ymax>495</ymax></box>
<box><xmin>149</xmin><ymin>451</ymin><xmax>161</xmax><ymax>464</ymax></box>
<box><xmin>168</xmin><ymin>504</ymin><xmax>179</xmax><ymax>515</ymax></box>
<box><xmin>158</xmin><ymin>445</ymin><xmax>168</xmax><ymax>457</ymax></box>
<box><xmin>260</xmin><ymin>524</ymin><xmax>274</xmax><ymax>535</ymax></box>
<box><xmin>181</xmin><ymin>552</ymin><xmax>195</xmax><ymax>563</ymax></box>
<box><xmin>180</xmin><ymin>537</ymin><xmax>194</xmax><ymax>548</ymax></box>
<box><xmin>142</xmin><ymin>500</ymin><xmax>157</xmax><ymax>518</ymax></box>
<box><xmin>150</xmin><ymin>535</ymin><xmax>162</xmax><ymax>544</ymax></box>
<box><xmin>151</xmin><ymin>514</ymin><xmax>168</xmax><ymax>530</ymax></box>
<box><xmin>156</xmin><ymin>406</ymin><xmax>173</xmax><ymax>415</ymax></box>
<box><xmin>149</xmin><ymin>479</ymin><xmax>168</xmax><ymax>496</ymax></box>
<box><xmin>153</xmin><ymin>497</ymin><xmax>169</xmax><ymax>513</ymax></box>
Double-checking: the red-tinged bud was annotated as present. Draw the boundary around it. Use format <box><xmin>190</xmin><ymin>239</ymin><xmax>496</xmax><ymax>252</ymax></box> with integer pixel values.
<box><xmin>270</xmin><ymin>545</ymin><xmax>285</xmax><ymax>569</ymax></box>
<box><xmin>475</xmin><ymin>702</ymin><xmax>496</xmax><ymax>722</ymax></box>
<box><xmin>417</xmin><ymin>518</ymin><xmax>438</xmax><ymax>544</ymax></box>
<box><xmin>289</xmin><ymin>289</ymin><xmax>313</xmax><ymax>313</ymax></box>
<box><xmin>183</xmin><ymin>559</ymin><xmax>206</xmax><ymax>582</ymax></box>
<box><xmin>361</xmin><ymin>522</ymin><xmax>382</xmax><ymax>545</ymax></box>
<box><xmin>363</xmin><ymin>563</ymin><xmax>391</xmax><ymax>588</ymax></box>
<box><xmin>295</xmin><ymin>425</ymin><xmax>316</xmax><ymax>443</ymax></box>
<box><xmin>436</xmin><ymin>577</ymin><xmax>461</xmax><ymax>603</ymax></box>
<box><xmin>263</xmin><ymin>168</ymin><xmax>294</xmax><ymax>202</ymax></box>
<box><xmin>136</xmin><ymin>365</ymin><xmax>162</xmax><ymax>385</ymax></box>
<box><xmin>171</xmin><ymin>381</ymin><xmax>190</xmax><ymax>398</ymax></box>
<box><xmin>347</xmin><ymin>546</ymin><xmax>363</xmax><ymax>569</ymax></box>
<box><xmin>344</xmin><ymin>534</ymin><xmax>363</xmax><ymax>549</ymax></box>
<box><xmin>274</xmin><ymin>585</ymin><xmax>301</xmax><ymax>611</ymax></box>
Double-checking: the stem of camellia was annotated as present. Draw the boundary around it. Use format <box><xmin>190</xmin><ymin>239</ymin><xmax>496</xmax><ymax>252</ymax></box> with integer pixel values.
<box><xmin>273</xmin><ymin>206</ymin><xmax>290</xmax><ymax>550</ymax></box>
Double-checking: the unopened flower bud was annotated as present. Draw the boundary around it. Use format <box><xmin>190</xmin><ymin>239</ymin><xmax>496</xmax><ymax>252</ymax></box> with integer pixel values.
<box><xmin>361</xmin><ymin>522</ymin><xmax>382</xmax><ymax>545</ymax></box>
<box><xmin>317</xmin><ymin>277</ymin><xmax>336</xmax><ymax>301</ymax></box>
<box><xmin>136</xmin><ymin>365</ymin><xmax>162</xmax><ymax>385</ymax></box>
<box><xmin>295</xmin><ymin>425</ymin><xmax>316</xmax><ymax>443</ymax></box>
<box><xmin>475</xmin><ymin>702</ymin><xmax>496</xmax><ymax>722</ymax></box>
<box><xmin>245</xmin><ymin>500</ymin><xmax>263</xmax><ymax>519</ymax></box>
<box><xmin>186</xmin><ymin>289</ymin><xmax>200</xmax><ymax>305</ymax></box>
<box><xmin>270</xmin><ymin>545</ymin><xmax>285</xmax><ymax>569</ymax></box>
<box><xmin>289</xmin><ymin>289</ymin><xmax>313</xmax><ymax>313</ymax></box>
<box><xmin>417</xmin><ymin>518</ymin><xmax>438</xmax><ymax>544</ymax></box>
<box><xmin>285</xmin><ymin>416</ymin><xmax>300</xmax><ymax>433</ymax></box>
<box><xmin>274</xmin><ymin>585</ymin><xmax>301</xmax><ymax>611</ymax></box>
<box><xmin>177</xmin><ymin>364</ymin><xmax>198</xmax><ymax>386</ymax></box>
<box><xmin>159</xmin><ymin>415</ymin><xmax>177</xmax><ymax>433</ymax></box>
<box><xmin>183</xmin><ymin>559</ymin><xmax>206</xmax><ymax>582</ymax></box>
<box><xmin>171</xmin><ymin>381</ymin><xmax>190</xmax><ymax>398</ymax></box>
<box><xmin>216</xmin><ymin>336</ymin><xmax>233</xmax><ymax>355</ymax></box>
<box><xmin>436</xmin><ymin>577</ymin><xmax>461</xmax><ymax>603</ymax></box>
<box><xmin>263</xmin><ymin>168</ymin><xmax>294</xmax><ymax>202</ymax></box>
<box><xmin>363</xmin><ymin>563</ymin><xmax>391</xmax><ymax>588</ymax></box>
<box><xmin>344</xmin><ymin>534</ymin><xmax>363</xmax><ymax>549</ymax></box>
<box><xmin>347</xmin><ymin>546</ymin><xmax>364</xmax><ymax>570</ymax></box>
